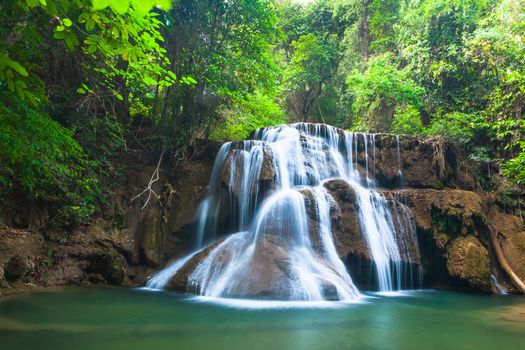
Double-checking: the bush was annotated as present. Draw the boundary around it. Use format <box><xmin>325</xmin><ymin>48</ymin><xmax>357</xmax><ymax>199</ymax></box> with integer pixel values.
<box><xmin>0</xmin><ymin>93</ymin><xmax>100</xmax><ymax>226</ymax></box>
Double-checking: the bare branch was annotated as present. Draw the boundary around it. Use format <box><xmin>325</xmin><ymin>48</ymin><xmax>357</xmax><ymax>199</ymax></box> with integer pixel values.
<box><xmin>131</xmin><ymin>151</ymin><xmax>164</xmax><ymax>210</ymax></box>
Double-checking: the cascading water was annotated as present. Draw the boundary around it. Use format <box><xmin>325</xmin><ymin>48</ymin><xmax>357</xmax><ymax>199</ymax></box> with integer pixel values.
<box><xmin>146</xmin><ymin>123</ymin><xmax>421</xmax><ymax>301</ymax></box>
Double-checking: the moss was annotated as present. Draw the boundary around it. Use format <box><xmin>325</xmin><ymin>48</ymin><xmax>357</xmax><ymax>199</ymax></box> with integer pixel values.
<box><xmin>446</xmin><ymin>236</ymin><xmax>490</xmax><ymax>289</ymax></box>
<box><xmin>114</xmin><ymin>214</ymin><xmax>126</xmax><ymax>230</ymax></box>
<box><xmin>431</xmin><ymin>208</ymin><xmax>462</xmax><ymax>236</ymax></box>
<box><xmin>433</xmin><ymin>231</ymin><xmax>449</xmax><ymax>249</ymax></box>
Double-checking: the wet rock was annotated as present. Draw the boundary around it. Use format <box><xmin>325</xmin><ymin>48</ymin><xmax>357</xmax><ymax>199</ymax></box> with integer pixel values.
<box><xmin>367</xmin><ymin>134</ymin><xmax>462</xmax><ymax>189</ymax></box>
<box><xmin>0</xmin><ymin>267</ymin><xmax>7</xmax><ymax>288</ymax></box>
<box><xmin>45</xmin><ymin>259</ymin><xmax>86</xmax><ymax>286</ymax></box>
<box><xmin>260</xmin><ymin>147</ymin><xmax>276</xmax><ymax>181</ymax></box>
<box><xmin>323</xmin><ymin>180</ymin><xmax>370</xmax><ymax>261</ymax></box>
<box><xmin>164</xmin><ymin>159</ymin><xmax>213</xmax><ymax>254</ymax></box>
<box><xmin>220</xmin><ymin>142</ymin><xmax>276</xmax><ymax>199</ymax></box>
<box><xmin>166</xmin><ymin>234</ymin><xmax>343</xmax><ymax>300</ymax></box>
<box><xmin>394</xmin><ymin>189</ymin><xmax>483</xmax><ymax>233</ymax></box>
<box><xmin>139</xmin><ymin>206</ymin><xmax>164</xmax><ymax>266</ymax></box>
<box><xmin>165</xmin><ymin>238</ymin><xmax>229</xmax><ymax>292</ymax></box>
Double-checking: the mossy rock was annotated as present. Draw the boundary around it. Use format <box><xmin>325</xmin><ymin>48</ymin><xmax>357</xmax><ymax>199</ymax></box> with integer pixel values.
<box><xmin>446</xmin><ymin>236</ymin><xmax>491</xmax><ymax>290</ymax></box>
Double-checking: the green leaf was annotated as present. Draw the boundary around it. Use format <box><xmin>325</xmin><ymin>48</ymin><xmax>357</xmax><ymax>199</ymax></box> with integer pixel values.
<box><xmin>65</xmin><ymin>38</ymin><xmax>75</xmax><ymax>51</ymax></box>
<box><xmin>92</xmin><ymin>0</ymin><xmax>110</xmax><ymax>10</ymax></box>
<box><xmin>8</xmin><ymin>61</ymin><xmax>29</xmax><ymax>77</ymax></box>
<box><xmin>156</xmin><ymin>0</ymin><xmax>172</xmax><ymax>10</ymax></box>
<box><xmin>62</xmin><ymin>18</ymin><xmax>73</xmax><ymax>27</ymax></box>
<box><xmin>131</xmin><ymin>0</ymin><xmax>152</xmax><ymax>14</ymax></box>
<box><xmin>110</xmin><ymin>0</ymin><xmax>130</xmax><ymax>14</ymax></box>
<box><xmin>26</xmin><ymin>0</ymin><xmax>40</xmax><ymax>8</ymax></box>
<box><xmin>86</xmin><ymin>18</ymin><xmax>95</xmax><ymax>31</ymax></box>
<box><xmin>15</xmin><ymin>80</ymin><xmax>27</xmax><ymax>99</ymax></box>
<box><xmin>143</xmin><ymin>76</ymin><xmax>157</xmax><ymax>85</ymax></box>
<box><xmin>7</xmin><ymin>78</ymin><xmax>14</xmax><ymax>92</ymax></box>
<box><xmin>86</xmin><ymin>45</ymin><xmax>97</xmax><ymax>54</ymax></box>
<box><xmin>77</xmin><ymin>88</ymin><xmax>86</xmax><ymax>94</ymax></box>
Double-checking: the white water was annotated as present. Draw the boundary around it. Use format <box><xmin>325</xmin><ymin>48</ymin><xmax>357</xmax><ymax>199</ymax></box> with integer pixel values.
<box><xmin>145</xmin><ymin>250</ymin><xmax>200</xmax><ymax>289</ymax></box>
<box><xmin>491</xmin><ymin>274</ymin><xmax>508</xmax><ymax>295</ymax></box>
<box><xmin>147</xmin><ymin>123</ymin><xmax>421</xmax><ymax>300</ymax></box>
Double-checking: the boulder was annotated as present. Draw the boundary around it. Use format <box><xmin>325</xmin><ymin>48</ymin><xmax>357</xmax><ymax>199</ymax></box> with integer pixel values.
<box><xmin>323</xmin><ymin>180</ymin><xmax>370</xmax><ymax>261</ymax></box>
<box><xmin>166</xmin><ymin>234</ymin><xmax>341</xmax><ymax>300</ymax></box>
<box><xmin>0</xmin><ymin>227</ymin><xmax>44</xmax><ymax>284</ymax></box>
<box><xmin>165</xmin><ymin>239</ymin><xmax>226</xmax><ymax>292</ymax></box>
<box><xmin>446</xmin><ymin>236</ymin><xmax>491</xmax><ymax>290</ymax></box>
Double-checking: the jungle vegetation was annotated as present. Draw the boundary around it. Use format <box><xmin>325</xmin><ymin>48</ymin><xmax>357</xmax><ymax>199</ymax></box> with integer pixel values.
<box><xmin>1</xmin><ymin>0</ymin><xmax>524</xmax><ymax>226</ymax></box>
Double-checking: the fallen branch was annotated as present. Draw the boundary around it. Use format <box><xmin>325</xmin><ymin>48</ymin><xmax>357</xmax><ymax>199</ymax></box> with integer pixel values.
<box><xmin>490</xmin><ymin>228</ymin><xmax>525</xmax><ymax>293</ymax></box>
<box><xmin>131</xmin><ymin>151</ymin><xmax>164</xmax><ymax>210</ymax></box>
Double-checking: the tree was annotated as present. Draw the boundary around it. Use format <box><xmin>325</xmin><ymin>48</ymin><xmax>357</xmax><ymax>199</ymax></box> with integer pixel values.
<box><xmin>282</xmin><ymin>33</ymin><xmax>337</xmax><ymax>122</ymax></box>
<box><xmin>155</xmin><ymin>0</ymin><xmax>281</xmax><ymax>147</ymax></box>
<box><xmin>347</xmin><ymin>53</ymin><xmax>424</xmax><ymax>132</ymax></box>
<box><xmin>467</xmin><ymin>0</ymin><xmax>525</xmax><ymax>184</ymax></box>
<box><xmin>0</xmin><ymin>0</ymin><xmax>173</xmax><ymax>226</ymax></box>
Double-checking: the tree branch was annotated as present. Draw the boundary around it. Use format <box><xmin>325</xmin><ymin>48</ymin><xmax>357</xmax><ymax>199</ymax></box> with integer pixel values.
<box><xmin>131</xmin><ymin>151</ymin><xmax>164</xmax><ymax>210</ymax></box>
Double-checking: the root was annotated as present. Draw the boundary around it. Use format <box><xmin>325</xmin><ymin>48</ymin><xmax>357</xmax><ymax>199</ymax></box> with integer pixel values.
<box><xmin>131</xmin><ymin>151</ymin><xmax>164</xmax><ymax>210</ymax></box>
<box><xmin>431</xmin><ymin>137</ymin><xmax>445</xmax><ymax>179</ymax></box>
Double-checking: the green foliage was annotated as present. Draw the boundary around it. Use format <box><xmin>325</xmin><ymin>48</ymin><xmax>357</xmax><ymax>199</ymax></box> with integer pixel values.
<box><xmin>503</xmin><ymin>150</ymin><xmax>525</xmax><ymax>185</ymax></box>
<box><xmin>368</xmin><ymin>0</ymin><xmax>400</xmax><ymax>52</ymax></box>
<box><xmin>0</xmin><ymin>93</ymin><xmax>100</xmax><ymax>226</ymax></box>
<box><xmin>347</xmin><ymin>53</ymin><xmax>424</xmax><ymax>132</ymax></box>
<box><xmin>282</xmin><ymin>33</ymin><xmax>337</xmax><ymax>121</ymax></box>
<box><xmin>424</xmin><ymin>112</ymin><xmax>478</xmax><ymax>143</ymax></box>
<box><xmin>391</xmin><ymin>105</ymin><xmax>424</xmax><ymax>135</ymax></box>
<box><xmin>1</xmin><ymin>0</ymin><xmax>175</xmax><ymax>107</ymax></box>
<box><xmin>155</xmin><ymin>0</ymin><xmax>281</xmax><ymax>146</ymax></box>
<box><xmin>210</xmin><ymin>91</ymin><xmax>286</xmax><ymax>141</ymax></box>
<box><xmin>0</xmin><ymin>0</ymin><xmax>172</xmax><ymax>226</ymax></box>
<box><xmin>273</xmin><ymin>0</ymin><xmax>522</xmax><ymax>187</ymax></box>
<box><xmin>277</xmin><ymin>0</ymin><xmax>355</xmax><ymax>123</ymax></box>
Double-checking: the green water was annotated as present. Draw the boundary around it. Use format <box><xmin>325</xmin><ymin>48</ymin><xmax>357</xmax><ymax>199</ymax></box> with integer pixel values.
<box><xmin>0</xmin><ymin>288</ymin><xmax>524</xmax><ymax>350</ymax></box>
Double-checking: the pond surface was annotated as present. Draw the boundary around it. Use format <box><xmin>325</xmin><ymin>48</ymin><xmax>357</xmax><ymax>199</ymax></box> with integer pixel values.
<box><xmin>0</xmin><ymin>287</ymin><xmax>524</xmax><ymax>350</ymax></box>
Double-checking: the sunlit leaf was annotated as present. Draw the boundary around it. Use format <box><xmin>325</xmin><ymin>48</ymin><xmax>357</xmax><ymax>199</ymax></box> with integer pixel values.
<box><xmin>92</xmin><ymin>0</ymin><xmax>110</xmax><ymax>10</ymax></box>
<box><xmin>110</xmin><ymin>0</ymin><xmax>130</xmax><ymax>14</ymax></box>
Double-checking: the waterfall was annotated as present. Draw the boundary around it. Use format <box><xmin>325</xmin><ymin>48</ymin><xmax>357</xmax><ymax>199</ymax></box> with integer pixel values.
<box><xmin>490</xmin><ymin>274</ymin><xmax>508</xmax><ymax>295</ymax></box>
<box><xmin>146</xmin><ymin>123</ymin><xmax>421</xmax><ymax>300</ymax></box>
